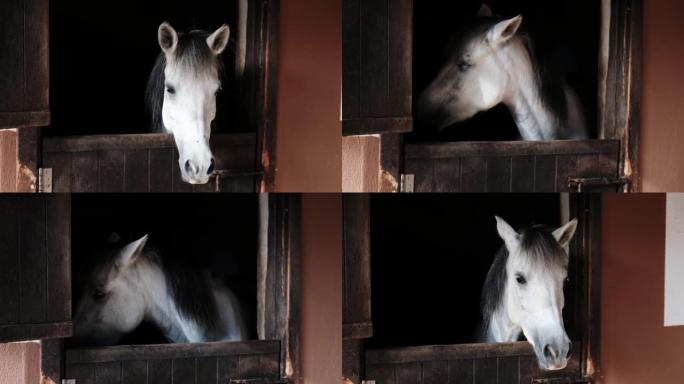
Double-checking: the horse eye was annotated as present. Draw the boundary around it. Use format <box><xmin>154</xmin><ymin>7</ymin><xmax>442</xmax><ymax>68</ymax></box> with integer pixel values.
<box><xmin>93</xmin><ymin>289</ymin><xmax>108</xmax><ymax>300</ymax></box>
<box><xmin>166</xmin><ymin>86</ymin><xmax>175</xmax><ymax>95</ymax></box>
<box><xmin>515</xmin><ymin>274</ymin><xmax>527</xmax><ymax>285</ymax></box>
<box><xmin>457</xmin><ymin>60</ymin><xmax>471</xmax><ymax>71</ymax></box>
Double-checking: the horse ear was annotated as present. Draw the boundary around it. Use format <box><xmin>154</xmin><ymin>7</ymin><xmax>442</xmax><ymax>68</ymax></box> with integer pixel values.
<box><xmin>158</xmin><ymin>22</ymin><xmax>178</xmax><ymax>55</ymax></box>
<box><xmin>207</xmin><ymin>24</ymin><xmax>230</xmax><ymax>55</ymax></box>
<box><xmin>117</xmin><ymin>234</ymin><xmax>148</xmax><ymax>269</ymax></box>
<box><xmin>553</xmin><ymin>219</ymin><xmax>578</xmax><ymax>249</ymax></box>
<box><xmin>487</xmin><ymin>15</ymin><xmax>522</xmax><ymax>46</ymax></box>
<box><xmin>495</xmin><ymin>216</ymin><xmax>520</xmax><ymax>250</ymax></box>
<box><xmin>478</xmin><ymin>4</ymin><xmax>493</xmax><ymax>17</ymax></box>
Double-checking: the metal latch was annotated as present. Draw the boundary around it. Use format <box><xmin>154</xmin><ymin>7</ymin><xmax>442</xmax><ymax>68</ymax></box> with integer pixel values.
<box><xmin>62</xmin><ymin>380</ymin><xmax>76</xmax><ymax>384</ymax></box>
<box><xmin>38</xmin><ymin>168</ymin><xmax>53</xmax><ymax>193</ymax></box>
<box><xmin>532</xmin><ymin>377</ymin><xmax>592</xmax><ymax>384</ymax></box>
<box><xmin>211</xmin><ymin>170</ymin><xmax>264</xmax><ymax>192</ymax></box>
<box><xmin>568</xmin><ymin>176</ymin><xmax>629</xmax><ymax>192</ymax></box>
<box><xmin>400</xmin><ymin>174</ymin><xmax>415</xmax><ymax>193</ymax></box>
<box><xmin>362</xmin><ymin>381</ymin><xmax>377</xmax><ymax>384</ymax></box>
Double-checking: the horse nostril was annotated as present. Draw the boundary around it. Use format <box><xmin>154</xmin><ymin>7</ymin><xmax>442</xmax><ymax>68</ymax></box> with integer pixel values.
<box><xmin>184</xmin><ymin>160</ymin><xmax>192</xmax><ymax>173</ymax></box>
<box><xmin>207</xmin><ymin>159</ymin><xmax>215</xmax><ymax>175</ymax></box>
<box><xmin>544</xmin><ymin>345</ymin><xmax>557</xmax><ymax>360</ymax></box>
<box><xmin>566</xmin><ymin>342</ymin><xmax>572</xmax><ymax>359</ymax></box>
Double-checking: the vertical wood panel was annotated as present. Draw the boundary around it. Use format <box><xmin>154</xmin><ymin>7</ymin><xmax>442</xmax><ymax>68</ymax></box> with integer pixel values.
<box><xmin>447</xmin><ymin>360</ymin><xmax>473</xmax><ymax>384</ymax></box>
<box><xmin>556</xmin><ymin>155</ymin><xmax>578</xmax><ymax>192</ymax></box>
<box><xmin>534</xmin><ymin>156</ymin><xmax>556</xmax><ymax>192</ymax></box>
<box><xmin>23</xmin><ymin>0</ymin><xmax>49</xmax><ymax>111</ymax></box>
<box><xmin>43</xmin><ymin>152</ymin><xmax>72</xmax><ymax>193</ymax></box>
<box><xmin>486</xmin><ymin>157</ymin><xmax>512</xmax><ymax>192</ymax></box>
<box><xmin>406</xmin><ymin>159</ymin><xmax>434</xmax><ymax>193</ymax></box>
<box><xmin>511</xmin><ymin>156</ymin><xmax>535</xmax><ymax>192</ymax></box>
<box><xmin>46</xmin><ymin>195</ymin><xmax>71</xmax><ymax>322</ymax></box>
<box><xmin>473</xmin><ymin>358</ymin><xmax>497</xmax><ymax>384</ymax></box>
<box><xmin>196</xmin><ymin>357</ymin><xmax>218</xmax><ymax>384</ymax></box>
<box><xmin>395</xmin><ymin>363</ymin><xmax>421</xmax><ymax>384</ymax></box>
<box><xmin>0</xmin><ymin>0</ymin><xmax>24</xmax><ymax>112</ymax></box>
<box><xmin>124</xmin><ymin>150</ymin><xmax>150</xmax><ymax>192</ymax></box>
<box><xmin>388</xmin><ymin>0</ymin><xmax>412</xmax><ymax>116</ymax></box>
<box><xmin>260</xmin><ymin>353</ymin><xmax>280</xmax><ymax>378</ymax></box>
<box><xmin>71</xmin><ymin>152</ymin><xmax>98</xmax><ymax>192</ymax></box>
<box><xmin>518</xmin><ymin>356</ymin><xmax>539</xmax><ymax>384</ymax></box>
<box><xmin>497</xmin><ymin>357</ymin><xmax>519</xmax><ymax>384</ymax></box>
<box><xmin>343</xmin><ymin>195</ymin><xmax>372</xmax><ymax>330</ymax></box>
<box><xmin>360</xmin><ymin>0</ymin><xmax>389</xmax><ymax>117</ymax></box>
<box><xmin>366</xmin><ymin>364</ymin><xmax>396</xmax><ymax>384</ymax></box>
<box><xmin>172</xmin><ymin>358</ymin><xmax>196</xmax><ymax>384</ymax></box>
<box><xmin>422</xmin><ymin>361</ymin><xmax>448</xmax><ymax>384</ymax></box>
<box><xmin>148</xmin><ymin>359</ymin><xmax>172</xmax><ymax>384</ymax></box>
<box><xmin>95</xmin><ymin>362</ymin><xmax>121</xmax><ymax>384</ymax></box>
<box><xmin>67</xmin><ymin>363</ymin><xmax>96</xmax><ymax>384</ymax></box>
<box><xmin>18</xmin><ymin>196</ymin><xmax>46</xmax><ymax>323</ymax></box>
<box><xmin>434</xmin><ymin>158</ymin><xmax>461</xmax><ymax>193</ymax></box>
<box><xmin>218</xmin><ymin>356</ymin><xmax>239</xmax><ymax>382</ymax></box>
<box><xmin>342</xmin><ymin>0</ymin><xmax>361</xmax><ymax>119</ymax></box>
<box><xmin>461</xmin><ymin>158</ymin><xmax>486</xmax><ymax>192</ymax></box>
<box><xmin>238</xmin><ymin>355</ymin><xmax>261</xmax><ymax>377</ymax></box>
<box><xmin>121</xmin><ymin>360</ymin><xmax>147</xmax><ymax>384</ymax></box>
<box><xmin>149</xmin><ymin>148</ymin><xmax>173</xmax><ymax>192</ymax></box>
<box><xmin>98</xmin><ymin>150</ymin><xmax>125</xmax><ymax>192</ymax></box>
<box><xmin>0</xmin><ymin>196</ymin><xmax>19</xmax><ymax>325</ymax></box>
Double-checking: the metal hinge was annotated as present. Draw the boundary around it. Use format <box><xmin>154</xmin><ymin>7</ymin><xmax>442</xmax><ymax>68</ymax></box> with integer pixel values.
<box><xmin>532</xmin><ymin>377</ymin><xmax>592</xmax><ymax>384</ymax></box>
<box><xmin>62</xmin><ymin>379</ymin><xmax>76</xmax><ymax>384</ymax></box>
<box><xmin>38</xmin><ymin>168</ymin><xmax>53</xmax><ymax>193</ymax></box>
<box><xmin>568</xmin><ymin>176</ymin><xmax>630</xmax><ymax>192</ymax></box>
<box><xmin>400</xmin><ymin>174</ymin><xmax>415</xmax><ymax>193</ymax></box>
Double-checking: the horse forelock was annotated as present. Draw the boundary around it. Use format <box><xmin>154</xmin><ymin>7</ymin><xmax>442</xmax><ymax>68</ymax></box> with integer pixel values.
<box><xmin>479</xmin><ymin>245</ymin><xmax>508</xmax><ymax>339</ymax></box>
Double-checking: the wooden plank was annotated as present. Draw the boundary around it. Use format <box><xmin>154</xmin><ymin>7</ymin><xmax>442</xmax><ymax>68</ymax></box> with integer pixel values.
<box><xmin>342</xmin><ymin>0</ymin><xmax>361</xmax><ymax>120</ymax></box>
<box><xmin>94</xmin><ymin>362</ymin><xmax>121</xmax><ymax>384</ymax></box>
<box><xmin>98</xmin><ymin>150</ymin><xmax>125</xmax><ymax>192</ymax></box>
<box><xmin>343</xmin><ymin>118</ymin><xmax>413</xmax><ymax>136</ymax></box>
<box><xmin>447</xmin><ymin>360</ymin><xmax>473</xmax><ymax>384</ymax></box>
<box><xmin>422</xmin><ymin>361</ymin><xmax>448</xmax><ymax>384</ymax></box>
<box><xmin>405</xmin><ymin>140</ymin><xmax>620</xmax><ymax>159</ymax></box>
<box><xmin>148</xmin><ymin>148</ymin><xmax>173</xmax><ymax>192</ymax></box>
<box><xmin>18</xmin><ymin>196</ymin><xmax>47</xmax><ymax>324</ymax></box>
<box><xmin>461</xmin><ymin>157</ymin><xmax>486</xmax><ymax>192</ymax></box>
<box><xmin>366</xmin><ymin>342</ymin><xmax>543</xmax><ymax>365</ymax></box>
<box><xmin>395</xmin><ymin>363</ymin><xmax>420</xmax><ymax>384</ymax></box>
<box><xmin>343</xmin><ymin>195</ymin><xmax>372</xmax><ymax>333</ymax></box>
<box><xmin>0</xmin><ymin>131</ymin><xmax>17</xmax><ymax>192</ymax></box>
<box><xmin>23</xmin><ymin>0</ymin><xmax>50</xmax><ymax>113</ymax></box>
<box><xmin>66</xmin><ymin>363</ymin><xmax>96</xmax><ymax>384</ymax></box>
<box><xmin>433</xmin><ymin>158</ymin><xmax>461</xmax><ymax>193</ymax></box>
<box><xmin>0</xmin><ymin>111</ymin><xmax>50</xmax><ymax>129</ymax></box>
<box><xmin>71</xmin><ymin>151</ymin><xmax>99</xmax><ymax>192</ymax></box>
<box><xmin>359</xmin><ymin>0</ymin><xmax>390</xmax><ymax>118</ymax></box>
<box><xmin>406</xmin><ymin>159</ymin><xmax>434</xmax><ymax>193</ymax></box>
<box><xmin>0</xmin><ymin>0</ymin><xmax>24</xmax><ymax>113</ymax></box>
<box><xmin>0</xmin><ymin>196</ymin><xmax>19</xmax><ymax>325</ymax></box>
<box><xmin>388</xmin><ymin>0</ymin><xmax>413</xmax><ymax>117</ymax></box>
<box><xmin>486</xmin><ymin>156</ymin><xmax>512</xmax><ymax>192</ymax></box>
<box><xmin>474</xmin><ymin>358</ymin><xmax>497</xmax><ymax>384</ymax></box>
<box><xmin>260</xmin><ymin>353</ymin><xmax>280</xmax><ymax>378</ymax></box>
<box><xmin>510</xmin><ymin>156</ymin><xmax>535</xmax><ymax>192</ymax></box>
<box><xmin>42</xmin><ymin>152</ymin><xmax>72</xmax><ymax>193</ymax></box>
<box><xmin>218</xmin><ymin>356</ymin><xmax>239</xmax><ymax>382</ymax></box>
<box><xmin>196</xmin><ymin>357</ymin><xmax>218</xmax><ymax>384</ymax></box>
<box><xmin>366</xmin><ymin>364</ymin><xmax>396</xmax><ymax>384</ymax></box>
<box><xmin>238</xmin><ymin>354</ymin><xmax>261</xmax><ymax>377</ymax></box>
<box><xmin>46</xmin><ymin>195</ymin><xmax>71</xmax><ymax>322</ymax></box>
<box><xmin>172</xmin><ymin>358</ymin><xmax>196</xmax><ymax>384</ymax></box>
<box><xmin>556</xmin><ymin>155</ymin><xmax>578</xmax><ymax>192</ymax></box>
<box><xmin>66</xmin><ymin>341</ymin><xmax>280</xmax><ymax>364</ymax></box>
<box><xmin>124</xmin><ymin>149</ymin><xmax>150</xmax><ymax>192</ymax></box>
<box><xmin>122</xmin><ymin>360</ymin><xmax>147</xmax><ymax>384</ymax></box>
<box><xmin>343</xmin><ymin>339</ymin><xmax>363</xmax><ymax>384</ymax></box>
<box><xmin>498</xmin><ymin>356</ymin><xmax>519</xmax><ymax>384</ymax></box>
<box><xmin>148</xmin><ymin>359</ymin><xmax>172</xmax><ymax>384</ymax></box>
<box><xmin>43</xmin><ymin>133</ymin><xmax>256</xmax><ymax>153</ymax></box>
<box><xmin>534</xmin><ymin>156</ymin><xmax>556</xmax><ymax>192</ymax></box>
<box><xmin>0</xmin><ymin>322</ymin><xmax>71</xmax><ymax>343</ymax></box>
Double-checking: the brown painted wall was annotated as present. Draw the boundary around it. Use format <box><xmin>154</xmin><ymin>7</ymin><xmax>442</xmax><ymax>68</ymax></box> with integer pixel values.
<box><xmin>300</xmin><ymin>194</ymin><xmax>342</xmax><ymax>384</ymax></box>
<box><xmin>275</xmin><ymin>0</ymin><xmax>342</xmax><ymax>192</ymax></box>
<box><xmin>639</xmin><ymin>0</ymin><xmax>684</xmax><ymax>191</ymax></box>
<box><xmin>342</xmin><ymin>135</ymin><xmax>380</xmax><ymax>192</ymax></box>
<box><xmin>602</xmin><ymin>193</ymin><xmax>684</xmax><ymax>383</ymax></box>
<box><xmin>0</xmin><ymin>342</ymin><xmax>41</xmax><ymax>384</ymax></box>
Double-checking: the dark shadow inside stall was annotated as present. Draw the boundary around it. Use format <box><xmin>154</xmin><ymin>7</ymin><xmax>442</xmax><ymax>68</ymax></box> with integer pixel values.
<box><xmin>368</xmin><ymin>194</ymin><xmax>582</xmax><ymax>349</ymax></box>
<box><xmin>49</xmin><ymin>0</ymin><xmax>242</xmax><ymax>136</ymax></box>
<box><xmin>70</xmin><ymin>194</ymin><xmax>258</xmax><ymax>346</ymax></box>
<box><xmin>410</xmin><ymin>0</ymin><xmax>600</xmax><ymax>142</ymax></box>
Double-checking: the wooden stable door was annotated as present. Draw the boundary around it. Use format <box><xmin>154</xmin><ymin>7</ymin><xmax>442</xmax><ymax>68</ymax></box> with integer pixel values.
<box><xmin>0</xmin><ymin>194</ymin><xmax>71</xmax><ymax>343</ymax></box>
<box><xmin>0</xmin><ymin>0</ymin><xmax>50</xmax><ymax>129</ymax></box>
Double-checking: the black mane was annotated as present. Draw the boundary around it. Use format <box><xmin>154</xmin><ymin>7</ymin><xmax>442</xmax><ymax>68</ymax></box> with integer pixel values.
<box><xmin>145</xmin><ymin>29</ymin><xmax>225</xmax><ymax>132</ymax></box>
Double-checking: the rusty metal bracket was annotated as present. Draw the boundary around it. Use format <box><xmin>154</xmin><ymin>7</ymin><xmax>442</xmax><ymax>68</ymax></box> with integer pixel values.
<box><xmin>211</xmin><ymin>169</ymin><xmax>265</xmax><ymax>192</ymax></box>
<box><xmin>568</xmin><ymin>176</ymin><xmax>630</xmax><ymax>192</ymax></box>
<box><xmin>532</xmin><ymin>377</ymin><xmax>592</xmax><ymax>384</ymax></box>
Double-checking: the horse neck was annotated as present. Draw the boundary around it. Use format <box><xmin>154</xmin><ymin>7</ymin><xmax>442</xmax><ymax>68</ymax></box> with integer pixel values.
<box><xmin>500</xmin><ymin>40</ymin><xmax>573</xmax><ymax>140</ymax></box>
<box><xmin>130</xmin><ymin>259</ymin><xmax>206</xmax><ymax>343</ymax></box>
<box><xmin>484</xmin><ymin>302</ymin><xmax>521</xmax><ymax>343</ymax></box>
<box><xmin>481</xmin><ymin>251</ymin><xmax>521</xmax><ymax>343</ymax></box>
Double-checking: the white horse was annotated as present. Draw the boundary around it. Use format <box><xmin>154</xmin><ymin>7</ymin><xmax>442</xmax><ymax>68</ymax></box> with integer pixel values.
<box><xmin>479</xmin><ymin>216</ymin><xmax>578</xmax><ymax>370</ymax></box>
<box><xmin>72</xmin><ymin>234</ymin><xmax>247</xmax><ymax>346</ymax></box>
<box><xmin>417</xmin><ymin>6</ymin><xmax>587</xmax><ymax>140</ymax></box>
<box><xmin>146</xmin><ymin>22</ymin><xmax>231</xmax><ymax>184</ymax></box>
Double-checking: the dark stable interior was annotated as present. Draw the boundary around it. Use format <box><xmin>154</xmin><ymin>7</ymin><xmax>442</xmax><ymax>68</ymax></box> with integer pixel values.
<box><xmin>367</xmin><ymin>194</ymin><xmax>582</xmax><ymax>349</ymax></box>
<box><xmin>70</xmin><ymin>194</ymin><xmax>258</xmax><ymax>345</ymax></box>
<box><xmin>410</xmin><ymin>0</ymin><xmax>600</xmax><ymax>142</ymax></box>
<box><xmin>50</xmin><ymin>0</ymin><xmax>241</xmax><ymax>136</ymax></box>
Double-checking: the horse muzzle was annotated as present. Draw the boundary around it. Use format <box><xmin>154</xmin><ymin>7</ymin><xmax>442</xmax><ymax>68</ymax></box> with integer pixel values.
<box><xmin>534</xmin><ymin>338</ymin><xmax>571</xmax><ymax>371</ymax></box>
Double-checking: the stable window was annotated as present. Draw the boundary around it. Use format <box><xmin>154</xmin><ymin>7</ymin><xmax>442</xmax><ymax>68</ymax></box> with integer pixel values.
<box><xmin>343</xmin><ymin>194</ymin><xmax>601</xmax><ymax>384</ymax></box>
<box><xmin>0</xmin><ymin>0</ymin><xmax>279</xmax><ymax>192</ymax></box>
<box><xmin>0</xmin><ymin>194</ymin><xmax>301</xmax><ymax>384</ymax></box>
<box><xmin>343</xmin><ymin>0</ymin><xmax>641</xmax><ymax>192</ymax></box>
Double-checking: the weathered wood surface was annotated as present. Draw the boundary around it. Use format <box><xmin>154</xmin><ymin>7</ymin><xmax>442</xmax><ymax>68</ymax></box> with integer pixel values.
<box><xmin>343</xmin><ymin>0</ymin><xmax>413</xmax><ymax>136</ymax></box>
<box><xmin>0</xmin><ymin>0</ymin><xmax>50</xmax><ymax>129</ymax></box>
<box><xmin>0</xmin><ymin>194</ymin><xmax>72</xmax><ymax>343</ymax></box>
<box><xmin>405</xmin><ymin>140</ymin><xmax>620</xmax><ymax>192</ymax></box>
<box><xmin>65</xmin><ymin>341</ymin><xmax>281</xmax><ymax>384</ymax></box>
<box><xmin>43</xmin><ymin>133</ymin><xmax>258</xmax><ymax>192</ymax></box>
<box><xmin>343</xmin><ymin>194</ymin><xmax>373</xmax><ymax>340</ymax></box>
<box><xmin>365</xmin><ymin>342</ymin><xmax>583</xmax><ymax>384</ymax></box>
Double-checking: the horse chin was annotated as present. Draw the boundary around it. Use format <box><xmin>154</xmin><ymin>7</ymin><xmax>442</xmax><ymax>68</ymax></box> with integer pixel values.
<box><xmin>182</xmin><ymin>174</ymin><xmax>211</xmax><ymax>185</ymax></box>
<box><xmin>538</xmin><ymin>359</ymin><xmax>569</xmax><ymax>371</ymax></box>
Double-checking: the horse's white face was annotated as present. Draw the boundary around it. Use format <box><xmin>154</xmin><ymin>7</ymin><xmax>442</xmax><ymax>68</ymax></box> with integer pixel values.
<box><xmin>158</xmin><ymin>22</ymin><xmax>230</xmax><ymax>184</ymax></box>
<box><xmin>496</xmin><ymin>217</ymin><xmax>578</xmax><ymax>371</ymax></box>
<box><xmin>72</xmin><ymin>235</ymin><xmax>149</xmax><ymax>346</ymax></box>
<box><xmin>417</xmin><ymin>16</ymin><xmax>523</xmax><ymax>129</ymax></box>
